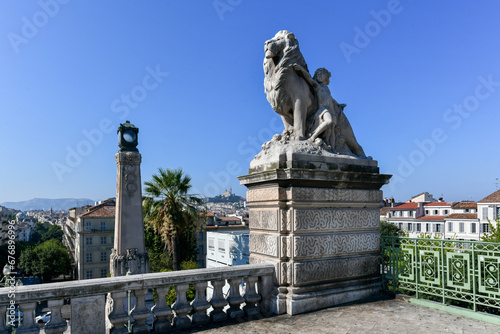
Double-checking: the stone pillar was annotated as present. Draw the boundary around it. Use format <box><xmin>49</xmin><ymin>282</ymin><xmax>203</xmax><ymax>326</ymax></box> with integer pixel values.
<box><xmin>110</xmin><ymin>122</ymin><xmax>149</xmax><ymax>277</ymax></box>
<box><xmin>239</xmin><ymin>154</ymin><xmax>391</xmax><ymax>315</ymax></box>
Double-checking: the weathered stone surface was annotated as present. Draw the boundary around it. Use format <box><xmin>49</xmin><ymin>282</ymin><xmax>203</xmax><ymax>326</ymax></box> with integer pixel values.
<box><xmin>293</xmin><ymin>208</ymin><xmax>380</xmax><ymax>232</ymax></box>
<box><xmin>248</xmin><ymin>210</ymin><xmax>279</xmax><ymax>231</ymax></box>
<box><xmin>293</xmin><ymin>232</ymin><xmax>380</xmax><ymax>258</ymax></box>
<box><xmin>72</xmin><ymin>295</ymin><xmax>106</xmax><ymax>334</ymax></box>
<box><xmin>293</xmin><ymin>256</ymin><xmax>380</xmax><ymax>285</ymax></box>
<box><xmin>249</xmin><ymin>234</ymin><xmax>278</xmax><ymax>257</ymax></box>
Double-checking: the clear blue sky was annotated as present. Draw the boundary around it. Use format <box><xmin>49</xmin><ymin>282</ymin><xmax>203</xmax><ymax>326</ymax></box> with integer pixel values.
<box><xmin>1</xmin><ymin>1</ymin><xmax>500</xmax><ymax>204</ymax></box>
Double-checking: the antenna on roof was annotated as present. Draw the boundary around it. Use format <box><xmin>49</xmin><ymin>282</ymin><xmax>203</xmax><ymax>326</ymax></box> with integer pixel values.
<box><xmin>496</xmin><ymin>178</ymin><xmax>498</xmax><ymax>191</ymax></box>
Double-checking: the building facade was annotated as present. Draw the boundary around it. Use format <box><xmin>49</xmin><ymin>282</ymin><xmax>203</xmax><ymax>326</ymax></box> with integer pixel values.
<box><xmin>70</xmin><ymin>199</ymin><xmax>115</xmax><ymax>280</ymax></box>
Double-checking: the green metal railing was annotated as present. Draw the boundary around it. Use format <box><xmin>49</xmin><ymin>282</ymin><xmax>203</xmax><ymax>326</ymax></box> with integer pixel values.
<box><xmin>381</xmin><ymin>236</ymin><xmax>500</xmax><ymax>314</ymax></box>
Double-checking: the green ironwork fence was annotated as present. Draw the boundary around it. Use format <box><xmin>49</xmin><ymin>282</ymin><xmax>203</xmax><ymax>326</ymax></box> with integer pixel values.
<box><xmin>381</xmin><ymin>236</ymin><xmax>500</xmax><ymax>314</ymax></box>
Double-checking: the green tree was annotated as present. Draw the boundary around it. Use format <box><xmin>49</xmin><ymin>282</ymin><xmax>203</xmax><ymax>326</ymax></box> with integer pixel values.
<box><xmin>481</xmin><ymin>218</ymin><xmax>500</xmax><ymax>243</ymax></box>
<box><xmin>143</xmin><ymin>168</ymin><xmax>203</xmax><ymax>271</ymax></box>
<box><xmin>18</xmin><ymin>240</ymin><xmax>72</xmax><ymax>282</ymax></box>
<box><xmin>380</xmin><ymin>221</ymin><xmax>403</xmax><ymax>237</ymax></box>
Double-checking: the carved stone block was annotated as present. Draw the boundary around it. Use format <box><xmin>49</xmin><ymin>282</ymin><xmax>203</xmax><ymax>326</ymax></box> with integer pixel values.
<box><xmin>249</xmin><ymin>233</ymin><xmax>278</xmax><ymax>257</ymax></box>
<box><xmin>294</xmin><ymin>208</ymin><xmax>379</xmax><ymax>232</ymax></box>
<box><xmin>293</xmin><ymin>256</ymin><xmax>380</xmax><ymax>285</ymax></box>
<box><xmin>293</xmin><ymin>233</ymin><xmax>380</xmax><ymax>258</ymax></box>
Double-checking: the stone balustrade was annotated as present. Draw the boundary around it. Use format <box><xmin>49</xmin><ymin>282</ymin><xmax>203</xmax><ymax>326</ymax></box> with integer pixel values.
<box><xmin>0</xmin><ymin>263</ymin><xmax>275</xmax><ymax>333</ymax></box>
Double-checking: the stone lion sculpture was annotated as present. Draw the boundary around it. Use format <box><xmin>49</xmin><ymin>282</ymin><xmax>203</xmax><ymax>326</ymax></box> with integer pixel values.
<box><xmin>264</xmin><ymin>30</ymin><xmax>317</xmax><ymax>140</ymax></box>
<box><xmin>263</xmin><ymin>30</ymin><xmax>367</xmax><ymax>158</ymax></box>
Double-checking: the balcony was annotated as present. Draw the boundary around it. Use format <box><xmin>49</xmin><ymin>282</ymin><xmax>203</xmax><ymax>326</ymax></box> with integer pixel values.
<box><xmin>0</xmin><ymin>264</ymin><xmax>274</xmax><ymax>333</ymax></box>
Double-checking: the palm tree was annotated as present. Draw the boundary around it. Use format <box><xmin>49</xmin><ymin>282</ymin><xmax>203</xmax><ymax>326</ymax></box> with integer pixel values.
<box><xmin>143</xmin><ymin>168</ymin><xmax>203</xmax><ymax>271</ymax></box>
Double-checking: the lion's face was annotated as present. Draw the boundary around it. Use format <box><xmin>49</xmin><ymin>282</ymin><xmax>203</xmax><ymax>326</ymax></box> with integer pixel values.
<box><xmin>264</xmin><ymin>30</ymin><xmax>296</xmax><ymax>60</ymax></box>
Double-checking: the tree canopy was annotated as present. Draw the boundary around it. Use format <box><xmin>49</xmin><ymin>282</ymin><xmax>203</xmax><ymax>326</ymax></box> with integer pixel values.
<box><xmin>481</xmin><ymin>218</ymin><xmax>500</xmax><ymax>243</ymax></box>
<box><xmin>18</xmin><ymin>239</ymin><xmax>72</xmax><ymax>282</ymax></box>
<box><xmin>380</xmin><ymin>221</ymin><xmax>403</xmax><ymax>237</ymax></box>
<box><xmin>143</xmin><ymin>168</ymin><xmax>204</xmax><ymax>271</ymax></box>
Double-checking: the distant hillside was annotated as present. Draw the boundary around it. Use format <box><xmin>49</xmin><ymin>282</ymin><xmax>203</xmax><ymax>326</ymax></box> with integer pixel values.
<box><xmin>206</xmin><ymin>194</ymin><xmax>245</xmax><ymax>203</ymax></box>
<box><xmin>1</xmin><ymin>198</ymin><xmax>96</xmax><ymax>211</ymax></box>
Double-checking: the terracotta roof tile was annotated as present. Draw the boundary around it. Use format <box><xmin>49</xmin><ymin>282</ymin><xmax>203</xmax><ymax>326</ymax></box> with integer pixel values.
<box><xmin>80</xmin><ymin>206</ymin><xmax>115</xmax><ymax>218</ymax></box>
<box><xmin>424</xmin><ymin>202</ymin><xmax>453</xmax><ymax>207</ymax></box>
<box><xmin>479</xmin><ymin>189</ymin><xmax>500</xmax><ymax>203</ymax></box>
<box><xmin>416</xmin><ymin>216</ymin><xmax>446</xmax><ymax>221</ymax></box>
<box><xmin>446</xmin><ymin>213</ymin><xmax>478</xmax><ymax>219</ymax></box>
<box><xmin>452</xmin><ymin>202</ymin><xmax>477</xmax><ymax>209</ymax></box>
<box><xmin>391</xmin><ymin>203</ymin><xmax>418</xmax><ymax>210</ymax></box>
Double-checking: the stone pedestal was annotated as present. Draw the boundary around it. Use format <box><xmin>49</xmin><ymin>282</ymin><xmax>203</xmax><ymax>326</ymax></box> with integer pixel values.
<box><xmin>111</xmin><ymin>151</ymin><xmax>149</xmax><ymax>276</ymax></box>
<box><xmin>239</xmin><ymin>152</ymin><xmax>391</xmax><ymax>315</ymax></box>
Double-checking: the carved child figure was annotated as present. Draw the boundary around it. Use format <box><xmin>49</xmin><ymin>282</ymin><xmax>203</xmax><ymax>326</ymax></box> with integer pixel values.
<box><xmin>292</xmin><ymin>65</ymin><xmax>339</xmax><ymax>150</ymax></box>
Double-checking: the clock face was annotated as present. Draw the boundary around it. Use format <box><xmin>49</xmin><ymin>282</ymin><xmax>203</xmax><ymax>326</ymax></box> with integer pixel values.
<box><xmin>123</xmin><ymin>130</ymin><xmax>136</xmax><ymax>143</ymax></box>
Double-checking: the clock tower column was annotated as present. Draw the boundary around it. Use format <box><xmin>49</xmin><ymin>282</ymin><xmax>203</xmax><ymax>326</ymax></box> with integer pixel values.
<box><xmin>110</xmin><ymin>121</ymin><xmax>149</xmax><ymax>276</ymax></box>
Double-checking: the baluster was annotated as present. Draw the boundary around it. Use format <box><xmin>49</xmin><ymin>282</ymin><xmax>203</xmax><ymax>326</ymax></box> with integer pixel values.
<box><xmin>130</xmin><ymin>289</ymin><xmax>150</xmax><ymax>334</ymax></box>
<box><xmin>0</xmin><ymin>305</ymin><xmax>8</xmax><ymax>334</ymax></box>
<box><xmin>243</xmin><ymin>276</ymin><xmax>261</xmax><ymax>317</ymax></box>
<box><xmin>227</xmin><ymin>278</ymin><xmax>245</xmax><ymax>319</ymax></box>
<box><xmin>107</xmin><ymin>291</ymin><xmax>129</xmax><ymax>334</ymax></box>
<box><xmin>44</xmin><ymin>299</ymin><xmax>67</xmax><ymax>334</ymax></box>
<box><xmin>209</xmin><ymin>279</ymin><xmax>227</xmax><ymax>322</ymax></box>
<box><xmin>172</xmin><ymin>284</ymin><xmax>191</xmax><ymax>330</ymax></box>
<box><xmin>17</xmin><ymin>302</ymin><xmax>39</xmax><ymax>334</ymax></box>
<box><xmin>191</xmin><ymin>282</ymin><xmax>210</xmax><ymax>325</ymax></box>
<box><xmin>151</xmin><ymin>287</ymin><xmax>172</xmax><ymax>333</ymax></box>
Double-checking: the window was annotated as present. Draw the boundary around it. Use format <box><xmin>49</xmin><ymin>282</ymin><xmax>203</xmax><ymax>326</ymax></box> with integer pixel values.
<box><xmin>208</xmin><ymin>238</ymin><xmax>214</xmax><ymax>250</ymax></box>
<box><xmin>448</xmin><ymin>222</ymin><xmax>453</xmax><ymax>232</ymax></box>
<box><xmin>199</xmin><ymin>245</ymin><xmax>204</xmax><ymax>255</ymax></box>
<box><xmin>471</xmin><ymin>223</ymin><xmax>477</xmax><ymax>233</ymax></box>
<box><xmin>435</xmin><ymin>224</ymin><xmax>442</xmax><ymax>232</ymax></box>
<box><xmin>496</xmin><ymin>207</ymin><xmax>500</xmax><ymax>219</ymax></box>
<box><xmin>86</xmin><ymin>253</ymin><xmax>93</xmax><ymax>263</ymax></box>
<box><xmin>218</xmin><ymin>240</ymin><xmax>225</xmax><ymax>252</ymax></box>
<box><xmin>416</xmin><ymin>223</ymin><xmax>421</xmax><ymax>232</ymax></box>
<box><xmin>100</xmin><ymin>269</ymin><xmax>107</xmax><ymax>278</ymax></box>
<box><xmin>434</xmin><ymin>210</ymin><xmax>438</xmax><ymax>215</ymax></box>
<box><xmin>465</xmin><ymin>209</ymin><xmax>470</xmax><ymax>213</ymax></box>
<box><xmin>100</xmin><ymin>236</ymin><xmax>107</xmax><ymax>245</ymax></box>
<box><xmin>86</xmin><ymin>237</ymin><xmax>92</xmax><ymax>246</ymax></box>
<box><xmin>481</xmin><ymin>223</ymin><xmax>490</xmax><ymax>233</ymax></box>
<box><xmin>426</xmin><ymin>224</ymin><xmax>430</xmax><ymax>232</ymax></box>
<box><xmin>483</xmin><ymin>207</ymin><xmax>488</xmax><ymax>220</ymax></box>
<box><xmin>444</xmin><ymin>210</ymin><xmax>449</xmax><ymax>215</ymax></box>
<box><xmin>425</xmin><ymin>210</ymin><xmax>429</xmax><ymax>215</ymax></box>
<box><xmin>86</xmin><ymin>270</ymin><xmax>93</xmax><ymax>279</ymax></box>
<box><xmin>407</xmin><ymin>223</ymin><xmax>412</xmax><ymax>231</ymax></box>
<box><xmin>101</xmin><ymin>252</ymin><xmax>107</xmax><ymax>262</ymax></box>
<box><xmin>409</xmin><ymin>211</ymin><xmax>413</xmax><ymax>217</ymax></box>
<box><xmin>100</xmin><ymin>222</ymin><xmax>106</xmax><ymax>231</ymax></box>
<box><xmin>85</xmin><ymin>221</ymin><xmax>91</xmax><ymax>231</ymax></box>
<box><xmin>398</xmin><ymin>223</ymin><xmax>403</xmax><ymax>229</ymax></box>
<box><xmin>459</xmin><ymin>222</ymin><xmax>464</xmax><ymax>233</ymax></box>
<box><xmin>199</xmin><ymin>232</ymin><xmax>203</xmax><ymax>240</ymax></box>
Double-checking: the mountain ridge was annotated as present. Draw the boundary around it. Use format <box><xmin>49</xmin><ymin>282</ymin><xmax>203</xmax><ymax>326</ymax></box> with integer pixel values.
<box><xmin>1</xmin><ymin>198</ymin><xmax>97</xmax><ymax>211</ymax></box>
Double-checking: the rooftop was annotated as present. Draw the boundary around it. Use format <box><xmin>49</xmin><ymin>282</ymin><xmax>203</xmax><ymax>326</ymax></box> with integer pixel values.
<box><xmin>446</xmin><ymin>213</ymin><xmax>478</xmax><ymax>219</ymax></box>
<box><xmin>479</xmin><ymin>189</ymin><xmax>500</xmax><ymax>203</ymax></box>
<box><xmin>193</xmin><ymin>297</ymin><xmax>500</xmax><ymax>333</ymax></box>
<box><xmin>424</xmin><ymin>202</ymin><xmax>453</xmax><ymax>207</ymax></box>
<box><xmin>390</xmin><ymin>203</ymin><xmax>418</xmax><ymax>210</ymax></box>
<box><xmin>452</xmin><ymin>201</ymin><xmax>478</xmax><ymax>209</ymax></box>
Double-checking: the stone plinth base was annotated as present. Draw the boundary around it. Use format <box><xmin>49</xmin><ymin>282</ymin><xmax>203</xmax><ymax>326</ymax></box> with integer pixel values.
<box><xmin>239</xmin><ymin>153</ymin><xmax>390</xmax><ymax>315</ymax></box>
<box><xmin>110</xmin><ymin>248</ymin><xmax>149</xmax><ymax>277</ymax></box>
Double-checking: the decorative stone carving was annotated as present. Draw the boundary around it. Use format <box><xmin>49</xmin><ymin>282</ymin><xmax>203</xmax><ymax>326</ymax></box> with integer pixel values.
<box><xmin>110</xmin><ymin>248</ymin><xmax>149</xmax><ymax>276</ymax></box>
<box><xmin>262</xmin><ymin>30</ymin><xmax>367</xmax><ymax>158</ymax></box>
<box><xmin>294</xmin><ymin>209</ymin><xmax>379</xmax><ymax>231</ymax></box>
<box><xmin>293</xmin><ymin>256</ymin><xmax>380</xmax><ymax>285</ymax></box>
<box><xmin>249</xmin><ymin>234</ymin><xmax>278</xmax><ymax>257</ymax></box>
<box><xmin>293</xmin><ymin>233</ymin><xmax>380</xmax><ymax>258</ymax></box>
<box><xmin>247</xmin><ymin>187</ymin><xmax>284</xmax><ymax>202</ymax></box>
<box><xmin>249</xmin><ymin>210</ymin><xmax>278</xmax><ymax>231</ymax></box>
<box><xmin>286</xmin><ymin>188</ymin><xmax>382</xmax><ymax>203</ymax></box>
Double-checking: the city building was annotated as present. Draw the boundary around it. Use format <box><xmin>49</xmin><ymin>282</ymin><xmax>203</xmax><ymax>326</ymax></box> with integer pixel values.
<box><xmin>206</xmin><ymin>224</ymin><xmax>249</xmax><ymax>268</ymax></box>
<box><xmin>386</xmin><ymin>193</ymin><xmax>486</xmax><ymax>241</ymax></box>
<box><xmin>70</xmin><ymin>199</ymin><xmax>115</xmax><ymax>280</ymax></box>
